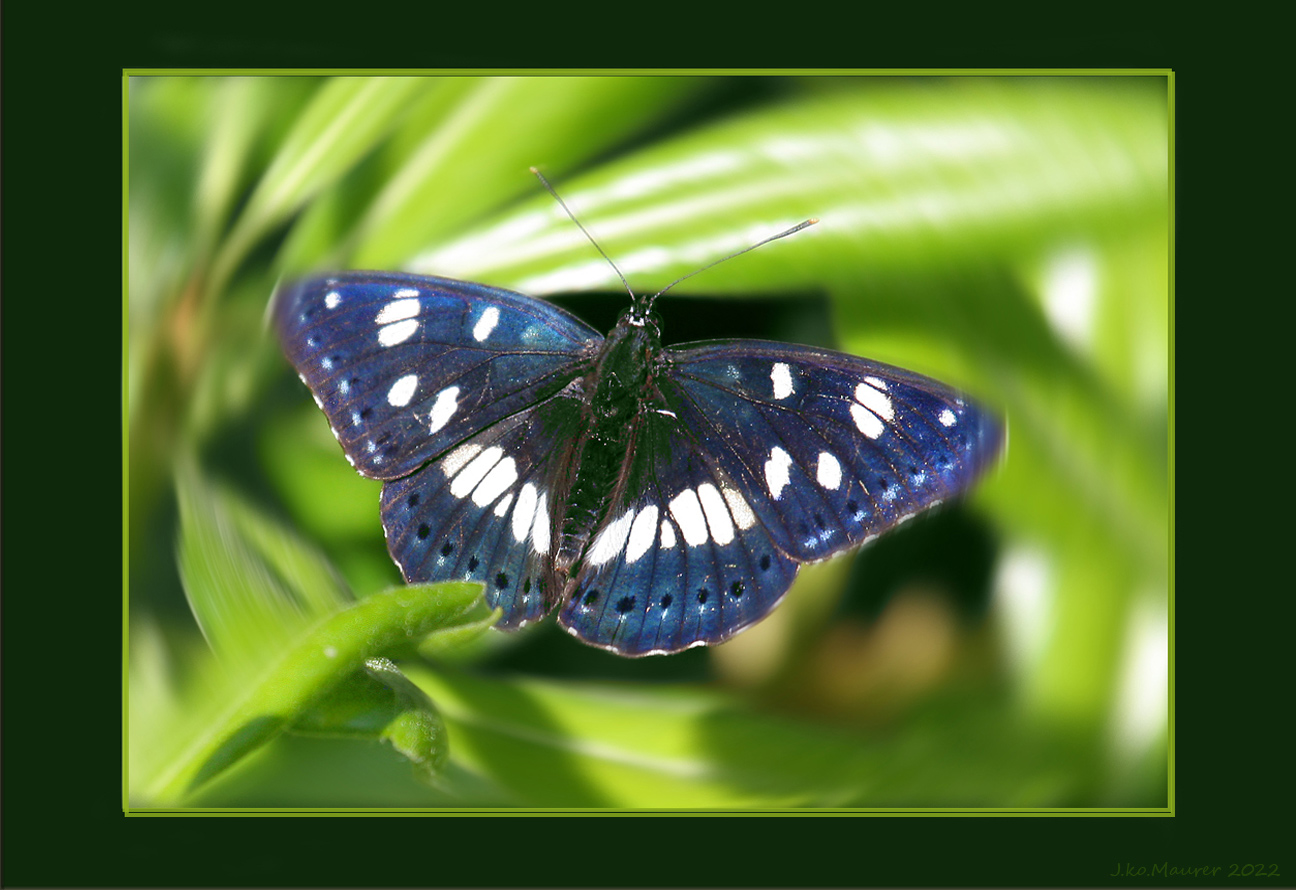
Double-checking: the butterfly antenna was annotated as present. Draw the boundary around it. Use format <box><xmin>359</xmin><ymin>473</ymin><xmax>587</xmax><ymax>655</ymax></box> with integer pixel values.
<box><xmin>531</xmin><ymin>167</ymin><xmax>637</xmax><ymax>305</ymax></box>
<box><xmin>644</xmin><ymin>218</ymin><xmax>818</xmax><ymax>313</ymax></box>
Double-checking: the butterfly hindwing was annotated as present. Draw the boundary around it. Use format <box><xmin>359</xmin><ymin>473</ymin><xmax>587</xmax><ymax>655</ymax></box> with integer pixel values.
<box><xmin>274</xmin><ymin>272</ymin><xmax>599</xmax><ymax>480</ymax></box>
<box><xmin>380</xmin><ymin>391</ymin><xmax>588</xmax><ymax>629</ymax></box>
<box><xmin>666</xmin><ymin>342</ymin><xmax>1004</xmax><ymax>563</ymax></box>
<box><xmin>558</xmin><ymin>407</ymin><xmax>799</xmax><ymax>655</ymax></box>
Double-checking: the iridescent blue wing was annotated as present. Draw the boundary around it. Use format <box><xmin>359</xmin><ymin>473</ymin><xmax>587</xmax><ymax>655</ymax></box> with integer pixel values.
<box><xmin>275</xmin><ymin>271</ymin><xmax>600</xmax><ymax>628</ymax></box>
<box><xmin>380</xmin><ymin>392</ymin><xmax>587</xmax><ymax>628</ymax></box>
<box><xmin>668</xmin><ymin>342</ymin><xmax>1004</xmax><ymax>562</ymax></box>
<box><xmin>558</xmin><ymin>406</ymin><xmax>799</xmax><ymax>655</ymax></box>
<box><xmin>559</xmin><ymin>340</ymin><xmax>1002</xmax><ymax>655</ymax></box>
<box><xmin>273</xmin><ymin>271</ymin><xmax>599</xmax><ymax>480</ymax></box>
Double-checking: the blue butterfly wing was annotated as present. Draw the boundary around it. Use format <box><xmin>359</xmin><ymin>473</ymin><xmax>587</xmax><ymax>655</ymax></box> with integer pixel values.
<box><xmin>558</xmin><ymin>407</ymin><xmax>799</xmax><ymax>655</ymax></box>
<box><xmin>668</xmin><ymin>342</ymin><xmax>1003</xmax><ymax>562</ymax></box>
<box><xmin>380</xmin><ymin>392</ymin><xmax>588</xmax><ymax>628</ymax></box>
<box><xmin>275</xmin><ymin>271</ymin><xmax>601</xmax><ymax>628</ymax></box>
<box><xmin>560</xmin><ymin>340</ymin><xmax>1002</xmax><ymax>655</ymax></box>
<box><xmin>273</xmin><ymin>271</ymin><xmax>599</xmax><ymax>480</ymax></box>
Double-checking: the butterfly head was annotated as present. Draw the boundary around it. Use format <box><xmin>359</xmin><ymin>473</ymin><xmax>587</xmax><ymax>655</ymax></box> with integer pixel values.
<box><xmin>621</xmin><ymin>301</ymin><xmax>663</xmax><ymax>334</ymax></box>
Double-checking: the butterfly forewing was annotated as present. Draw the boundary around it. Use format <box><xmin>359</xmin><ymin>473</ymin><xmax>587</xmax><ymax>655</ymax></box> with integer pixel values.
<box><xmin>667</xmin><ymin>342</ymin><xmax>1003</xmax><ymax>563</ymax></box>
<box><xmin>274</xmin><ymin>272</ymin><xmax>599</xmax><ymax>480</ymax></box>
<box><xmin>559</xmin><ymin>407</ymin><xmax>799</xmax><ymax>655</ymax></box>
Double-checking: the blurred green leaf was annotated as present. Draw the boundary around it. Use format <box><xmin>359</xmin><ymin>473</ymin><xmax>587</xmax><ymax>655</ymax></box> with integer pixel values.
<box><xmin>134</xmin><ymin>462</ymin><xmax>492</xmax><ymax>805</ymax></box>
<box><xmin>176</xmin><ymin>458</ymin><xmax>341</xmax><ymax>669</ymax></box>
<box><xmin>193</xmin><ymin>78</ymin><xmax>293</xmax><ymax>266</ymax></box>
<box><xmin>408</xmin><ymin>80</ymin><xmax>1165</xmax><ymax>301</ymax></box>
<box><xmin>403</xmin><ymin>668</ymin><xmax>1099</xmax><ymax>808</ymax></box>
<box><xmin>346</xmin><ymin>76</ymin><xmax>712</xmax><ymax>269</ymax></box>
<box><xmin>260</xmin><ymin>401</ymin><xmax>386</xmax><ymax>541</ymax></box>
<box><xmin>209</xmin><ymin>77</ymin><xmax>432</xmax><ymax>298</ymax></box>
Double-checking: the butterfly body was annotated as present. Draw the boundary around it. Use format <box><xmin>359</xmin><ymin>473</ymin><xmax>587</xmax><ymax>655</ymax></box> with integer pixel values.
<box><xmin>552</xmin><ymin>314</ymin><xmax>660</xmax><ymax>584</ymax></box>
<box><xmin>275</xmin><ymin>270</ymin><xmax>1002</xmax><ymax>656</ymax></box>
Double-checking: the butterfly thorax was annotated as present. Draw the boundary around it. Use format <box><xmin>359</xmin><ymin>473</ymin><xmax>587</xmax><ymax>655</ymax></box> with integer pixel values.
<box><xmin>587</xmin><ymin>311</ymin><xmax>661</xmax><ymax>426</ymax></box>
<box><xmin>549</xmin><ymin>313</ymin><xmax>665</xmax><ymax>590</ymax></box>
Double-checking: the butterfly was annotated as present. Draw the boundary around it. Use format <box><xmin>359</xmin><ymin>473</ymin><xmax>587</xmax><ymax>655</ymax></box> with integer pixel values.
<box><xmin>274</xmin><ymin>188</ymin><xmax>1003</xmax><ymax>656</ymax></box>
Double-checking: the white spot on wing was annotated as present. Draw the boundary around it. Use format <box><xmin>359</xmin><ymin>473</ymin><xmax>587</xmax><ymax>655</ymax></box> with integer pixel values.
<box><xmin>375</xmin><ymin>298</ymin><xmax>420</xmax><ymax>325</ymax></box>
<box><xmin>512</xmin><ymin>483</ymin><xmax>538</xmax><ymax>542</ymax></box>
<box><xmin>493</xmin><ymin>492</ymin><xmax>514</xmax><ymax>517</ymax></box>
<box><xmin>472</xmin><ymin>455</ymin><xmax>518</xmax><ymax>507</ymax></box>
<box><xmin>721</xmin><ymin>486</ymin><xmax>756</xmax><ymax>530</ymax></box>
<box><xmin>851</xmin><ymin>403</ymin><xmax>885</xmax><ymax>439</ymax></box>
<box><xmin>940</xmin><ymin>408</ymin><xmax>957</xmax><ymax>427</ymax></box>
<box><xmin>668</xmin><ymin>489</ymin><xmax>709</xmax><ymax>546</ymax></box>
<box><xmin>324</xmin><ymin>291</ymin><xmax>341</xmax><ymax>309</ymax></box>
<box><xmin>625</xmin><ymin>504</ymin><xmax>659</xmax><ymax>563</ymax></box>
<box><xmin>428</xmin><ymin>386</ymin><xmax>460</xmax><ymax>433</ymax></box>
<box><xmin>588</xmin><ymin>510</ymin><xmax>635</xmax><ymax>566</ymax></box>
<box><xmin>771</xmin><ymin>362</ymin><xmax>794</xmax><ymax>400</ymax></box>
<box><xmin>531</xmin><ymin>492</ymin><xmax>550</xmax><ymax>553</ymax></box>
<box><xmin>696</xmin><ymin>483</ymin><xmax>735</xmax><ymax>545</ymax></box>
<box><xmin>473</xmin><ymin>306</ymin><xmax>500</xmax><ymax>342</ymax></box>
<box><xmin>378</xmin><ymin>319</ymin><xmax>418</xmax><ymax>346</ymax></box>
<box><xmin>816</xmin><ymin>451</ymin><xmax>842</xmax><ymax>490</ymax></box>
<box><xmin>441</xmin><ymin>442</ymin><xmax>481</xmax><ymax>478</ymax></box>
<box><xmin>449</xmin><ymin>446</ymin><xmax>502</xmax><ymax>498</ymax></box>
<box><xmin>855</xmin><ymin>381</ymin><xmax>894</xmax><ymax>420</ymax></box>
<box><xmin>764</xmin><ymin>447</ymin><xmax>792</xmax><ymax>500</ymax></box>
<box><xmin>660</xmin><ymin>520</ymin><xmax>677</xmax><ymax>548</ymax></box>
<box><xmin>387</xmin><ymin>374</ymin><xmax>418</xmax><ymax>407</ymax></box>
<box><xmin>864</xmin><ymin>376</ymin><xmax>888</xmax><ymax>391</ymax></box>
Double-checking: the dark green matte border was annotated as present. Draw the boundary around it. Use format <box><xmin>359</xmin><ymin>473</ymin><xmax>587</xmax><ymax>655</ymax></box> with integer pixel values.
<box><xmin>4</xmin><ymin>2</ymin><xmax>1250</xmax><ymax>884</ymax></box>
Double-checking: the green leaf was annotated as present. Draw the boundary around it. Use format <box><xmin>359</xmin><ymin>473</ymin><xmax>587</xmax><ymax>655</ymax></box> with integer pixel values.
<box><xmin>192</xmin><ymin>78</ymin><xmax>304</xmax><ymax>266</ymax></box>
<box><xmin>175</xmin><ymin>459</ymin><xmax>351</xmax><ymax>668</ymax></box>
<box><xmin>292</xmin><ymin>657</ymin><xmax>450</xmax><ymax>782</ymax></box>
<box><xmin>259</xmin><ymin>401</ymin><xmax>386</xmax><ymax>542</ymax></box>
<box><xmin>208</xmin><ymin>77</ymin><xmax>432</xmax><ymax>297</ymax></box>
<box><xmin>135</xmin><ymin>462</ymin><xmax>491</xmax><ymax>805</ymax></box>
<box><xmin>405</xmin><ymin>668</ymin><xmax>1098</xmax><ymax>808</ymax></box>
<box><xmin>140</xmin><ymin>578</ymin><xmax>488</xmax><ymax>804</ymax></box>
<box><xmin>406</xmin><ymin>80</ymin><xmax>1165</xmax><ymax>302</ymax></box>
<box><xmin>346</xmin><ymin>76</ymin><xmax>712</xmax><ymax>269</ymax></box>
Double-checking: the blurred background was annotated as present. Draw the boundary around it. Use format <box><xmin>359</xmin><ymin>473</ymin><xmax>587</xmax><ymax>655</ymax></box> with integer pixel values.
<box><xmin>126</xmin><ymin>74</ymin><xmax>1169</xmax><ymax>808</ymax></box>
